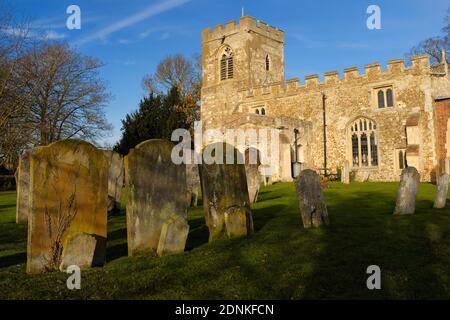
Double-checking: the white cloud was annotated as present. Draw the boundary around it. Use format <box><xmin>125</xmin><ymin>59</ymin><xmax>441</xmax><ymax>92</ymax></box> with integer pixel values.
<box><xmin>75</xmin><ymin>0</ymin><xmax>191</xmax><ymax>46</ymax></box>
<box><xmin>43</xmin><ymin>30</ymin><xmax>67</xmax><ymax>40</ymax></box>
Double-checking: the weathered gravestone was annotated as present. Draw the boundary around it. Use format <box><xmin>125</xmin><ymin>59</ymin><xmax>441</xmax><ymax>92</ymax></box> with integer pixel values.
<box><xmin>394</xmin><ymin>167</ymin><xmax>420</xmax><ymax>215</ymax></box>
<box><xmin>199</xmin><ymin>142</ymin><xmax>253</xmax><ymax>241</ymax></box>
<box><xmin>186</xmin><ymin>160</ymin><xmax>200</xmax><ymax>207</ymax></box>
<box><xmin>341</xmin><ymin>160</ymin><xmax>350</xmax><ymax>184</ymax></box>
<box><xmin>125</xmin><ymin>139</ymin><xmax>189</xmax><ymax>257</ymax></box>
<box><xmin>16</xmin><ymin>149</ymin><xmax>39</xmax><ymax>224</ymax></box>
<box><xmin>434</xmin><ymin>173</ymin><xmax>449</xmax><ymax>209</ymax></box>
<box><xmin>59</xmin><ymin>233</ymin><xmax>106</xmax><ymax>271</ymax></box>
<box><xmin>245</xmin><ymin>148</ymin><xmax>261</xmax><ymax>203</ymax></box>
<box><xmin>104</xmin><ymin>150</ymin><xmax>124</xmax><ymax>213</ymax></box>
<box><xmin>27</xmin><ymin>140</ymin><xmax>108</xmax><ymax>273</ymax></box>
<box><xmin>295</xmin><ymin>169</ymin><xmax>329</xmax><ymax>228</ymax></box>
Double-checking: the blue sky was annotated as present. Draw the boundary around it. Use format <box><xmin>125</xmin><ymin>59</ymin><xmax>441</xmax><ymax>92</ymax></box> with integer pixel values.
<box><xmin>8</xmin><ymin>0</ymin><xmax>450</xmax><ymax>146</ymax></box>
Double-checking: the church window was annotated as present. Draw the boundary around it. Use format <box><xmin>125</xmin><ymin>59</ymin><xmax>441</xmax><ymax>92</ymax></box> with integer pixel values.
<box><xmin>349</xmin><ymin>118</ymin><xmax>379</xmax><ymax>168</ymax></box>
<box><xmin>265</xmin><ymin>55</ymin><xmax>270</xmax><ymax>71</ymax></box>
<box><xmin>220</xmin><ymin>47</ymin><xmax>234</xmax><ymax>80</ymax></box>
<box><xmin>386</xmin><ymin>88</ymin><xmax>394</xmax><ymax>107</ymax></box>
<box><xmin>375</xmin><ymin>86</ymin><xmax>394</xmax><ymax>109</ymax></box>
<box><xmin>377</xmin><ymin>90</ymin><xmax>385</xmax><ymax>108</ymax></box>
<box><xmin>255</xmin><ymin>109</ymin><xmax>260</xmax><ymax>115</ymax></box>
<box><xmin>261</xmin><ymin>108</ymin><xmax>266</xmax><ymax>115</ymax></box>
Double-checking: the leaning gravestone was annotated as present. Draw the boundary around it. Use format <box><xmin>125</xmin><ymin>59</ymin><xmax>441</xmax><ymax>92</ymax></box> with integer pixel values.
<box><xmin>434</xmin><ymin>173</ymin><xmax>449</xmax><ymax>209</ymax></box>
<box><xmin>186</xmin><ymin>160</ymin><xmax>200</xmax><ymax>207</ymax></box>
<box><xmin>341</xmin><ymin>160</ymin><xmax>350</xmax><ymax>184</ymax></box>
<box><xmin>295</xmin><ymin>169</ymin><xmax>329</xmax><ymax>228</ymax></box>
<box><xmin>245</xmin><ymin>148</ymin><xmax>261</xmax><ymax>203</ymax></box>
<box><xmin>104</xmin><ymin>150</ymin><xmax>124</xmax><ymax>213</ymax></box>
<box><xmin>125</xmin><ymin>139</ymin><xmax>189</xmax><ymax>257</ymax></box>
<box><xmin>199</xmin><ymin>142</ymin><xmax>253</xmax><ymax>241</ymax></box>
<box><xmin>27</xmin><ymin>140</ymin><xmax>108</xmax><ymax>273</ymax></box>
<box><xmin>394</xmin><ymin>167</ymin><xmax>420</xmax><ymax>215</ymax></box>
<box><xmin>16</xmin><ymin>149</ymin><xmax>37</xmax><ymax>224</ymax></box>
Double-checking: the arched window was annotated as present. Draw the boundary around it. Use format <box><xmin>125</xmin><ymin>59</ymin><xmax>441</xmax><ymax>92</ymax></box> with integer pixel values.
<box><xmin>349</xmin><ymin>118</ymin><xmax>379</xmax><ymax>168</ymax></box>
<box><xmin>265</xmin><ymin>55</ymin><xmax>270</xmax><ymax>71</ymax></box>
<box><xmin>377</xmin><ymin>90</ymin><xmax>385</xmax><ymax>108</ymax></box>
<box><xmin>220</xmin><ymin>47</ymin><xmax>234</xmax><ymax>81</ymax></box>
<box><xmin>255</xmin><ymin>109</ymin><xmax>260</xmax><ymax>115</ymax></box>
<box><xmin>261</xmin><ymin>108</ymin><xmax>266</xmax><ymax>115</ymax></box>
<box><xmin>386</xmin><ymin>88</ymin><xmax>394</xmax><ymax>107</ymax></box>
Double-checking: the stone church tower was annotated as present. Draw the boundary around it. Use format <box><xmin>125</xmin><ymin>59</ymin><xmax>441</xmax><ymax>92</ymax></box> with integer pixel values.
<box><xmin>201</xmin><ymin>15</ymin><xmax>450</xmax><ymax>183</ymax></box>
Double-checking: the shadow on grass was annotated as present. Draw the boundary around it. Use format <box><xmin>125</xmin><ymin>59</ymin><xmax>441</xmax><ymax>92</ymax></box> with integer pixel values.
<box><xmin>106</xmin><ymin>243</ymin><xmax>128</xmax><ymax>262</ymax></box>
<box><xmin>302</xmin><ymin>186</ymin><xmax>449</xmax><ymax>299</ymax></box>
<box><xmin>0</xmin><ymin>252</ymin><xmax>26</xmax><ymax>268</ymax></box>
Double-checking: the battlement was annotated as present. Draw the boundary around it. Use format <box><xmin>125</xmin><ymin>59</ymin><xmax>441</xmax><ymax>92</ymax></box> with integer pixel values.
<box><xmin>202</xmin><ymin>16</ymin><xmax>284</xmax><ymax>43</ymax></box>
<box><xmin>238</xmin><ymin>55</ymin><xmax>432</xmax><ymax>98</ymax></box>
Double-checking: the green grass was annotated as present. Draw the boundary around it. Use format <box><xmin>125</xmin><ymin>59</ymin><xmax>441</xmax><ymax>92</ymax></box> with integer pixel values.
<box><xmin>0</xmin><ymin>182</ymin><xmax>450</xmax><ymax>299</ymax></box>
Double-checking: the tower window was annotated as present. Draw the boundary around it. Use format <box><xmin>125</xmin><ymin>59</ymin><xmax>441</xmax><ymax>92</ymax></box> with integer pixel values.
<box><xmin>255</xmin><ymin>109</ymin><xmax>260</xmax><ymax>115</ymax></box>
<box><xmin>220</xmin><ymin>47</ymin><xmax>234</xmax><ymax>81</ymax></box>
<box><xmin>265</xmin><ymin>55</ymin><xmax>270</xmax><ymax>71</ymax></box>
<box><xmin>261</xmin><ymin>108</ymin><xmax>266</xmax><ymax>115</ymax></box>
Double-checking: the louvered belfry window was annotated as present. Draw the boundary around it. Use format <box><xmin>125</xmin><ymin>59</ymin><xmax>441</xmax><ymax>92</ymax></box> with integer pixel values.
<box><xmin>220</xmin><ymin>47</ymin><xmax>234</xmax><ymax>81</ymax></box>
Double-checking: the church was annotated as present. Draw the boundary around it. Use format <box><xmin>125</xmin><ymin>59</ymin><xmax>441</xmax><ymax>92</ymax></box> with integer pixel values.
<box><xmin>200</xmin><ymin>15</ymin><xmax>450</xmax><ymax>182</ymax></box>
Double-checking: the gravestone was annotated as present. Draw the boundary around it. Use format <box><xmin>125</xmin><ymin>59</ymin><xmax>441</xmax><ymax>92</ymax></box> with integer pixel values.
<box><xmin>434</xmin><ymin>173</ymin><xmax>449</xmax><ymax>209</ymax></box>
<box><xmin>245</xmin><ymin>164</ymin><xmax>261</xmax><ymax>203</ymax></box>
<box><xmin>199</xmin><ymin>142</ymin><xmax>253</xmax><ymax>241</ymax></box>
<box><xmin>186</xmin><ymin>162</ymin><xmax>200</xmax><ymax>207</ymax></box>
<box><xmin>341</xmin><ymin>160</ymin><xmax>350</xmax><ymax>184</ymax></box>
<box><xmin>27</xmin><ymin>140</ymin><xmax>108</xmax><ymax>273</ymax></box>
<box><xmin>245</xmin><ymin>148</ymin><xmax>261</xmax><ymax>203</ymax></box>
<box><xmin>16</xmin><ymin>149</ymin><xmax>37</xmax><ymax>224</ymax></box>
<box><xmin>295</xmin><ymin>169</ymin><xmax>329</xmax><ymax>228</ymax></box>
<box><xmin>157</xmin><ymin>214</ymin><xmax>190</xmax><ymax>257</ymax></box>
<box><xmin>104</xmin><ymin>150</ymin><xmax>124</xmax><ymax>213</ymax></box>
<box><xmin>125</xmin><ymin>139</ymin><xmax>189</xmax><ymax>256</ymax></box>
<box><xmin>394</xmin><ymin>167</ymin><xmax>420</xmax><ymax>215</ymax></box>
<box><xmin>59</xmin><ymin>233</ymin><xmax>106</xmax><ymax>271</ymax></box>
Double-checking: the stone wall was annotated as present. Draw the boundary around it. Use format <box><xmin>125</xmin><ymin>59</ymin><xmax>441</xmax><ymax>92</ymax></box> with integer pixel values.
<box><xmin>201</xmin><ymin>15</ymin><xmax>450</xmax><ymax>182</ymax></box>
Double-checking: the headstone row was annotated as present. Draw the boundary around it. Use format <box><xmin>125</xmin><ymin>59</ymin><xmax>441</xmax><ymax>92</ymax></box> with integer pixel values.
<box><xmin>21</xmin><ymin>139</ymin><xmax>257</xmax><ymax>273</ymax></box>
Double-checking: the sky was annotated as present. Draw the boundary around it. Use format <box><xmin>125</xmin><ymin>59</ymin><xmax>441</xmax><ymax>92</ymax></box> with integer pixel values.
<box><xmin>5</xmin><ymin>0</ymin><xmax>449</xmax><ymax>146</ymax></box>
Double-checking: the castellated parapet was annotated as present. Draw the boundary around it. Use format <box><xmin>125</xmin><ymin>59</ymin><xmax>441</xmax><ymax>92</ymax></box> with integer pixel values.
<box><xmin>236</xmin><ymin>55</ymin><xmax>431</xmax><ymax>98</ymax></box>
<box><xmin>202</xmin><ymin>16</ymin><xmax>284</xmax><ymax>44</ymax></box>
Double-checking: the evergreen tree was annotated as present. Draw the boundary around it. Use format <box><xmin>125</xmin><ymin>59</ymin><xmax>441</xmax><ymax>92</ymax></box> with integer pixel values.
<box><xmin>114</xmin><ymin>87</ymin><xmax>186</xmax><ymax>155</ymax></box>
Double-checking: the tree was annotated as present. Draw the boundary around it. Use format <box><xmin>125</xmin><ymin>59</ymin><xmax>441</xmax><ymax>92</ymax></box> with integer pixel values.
<box><xmin>409</xmin><ymin>7</ymin><xmax>449</xmax><ymax>64</ymax></box>
<box><xmin>13</xmin><ymin>43</ymin><xmax>111</xmax><ymax>146</ymax></box>
<box><xmin>142</xmin><ymin>54</ymin><xmax>201</xmax><ymax>131</ymax></box>
<box><xmin>0</xmin><ymin>3</ymin><xmax>32</xmax><ymax>169</ymax></box>
<box><xmin>114</xmin><ymin>87</ymin><xmax>185</xmax><ymax>155</ymax></box>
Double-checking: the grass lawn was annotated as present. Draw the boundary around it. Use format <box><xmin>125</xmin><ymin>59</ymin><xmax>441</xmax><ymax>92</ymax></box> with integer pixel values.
<box><xmin>0</xmin><ymin>182</ymin><xmax>450</xmax><ymax>299</ymax></box>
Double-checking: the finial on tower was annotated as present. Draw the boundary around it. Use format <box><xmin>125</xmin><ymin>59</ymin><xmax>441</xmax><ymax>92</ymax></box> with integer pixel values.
<box><xmin>442</xmin><ymin>48</ymin><xmax>447</xmax><ymax>64</ymax></box>
<box><xmin>242</xmin><ymin>6</ymin><xmax>245</xmax><ymax>17</ymax></box>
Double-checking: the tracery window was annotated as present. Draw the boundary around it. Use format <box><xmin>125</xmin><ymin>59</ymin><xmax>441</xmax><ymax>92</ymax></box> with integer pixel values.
<box><xmin>349</xmin><ymin>118</ymin><xmax>379</xmax><ymax>168</ymax></box>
